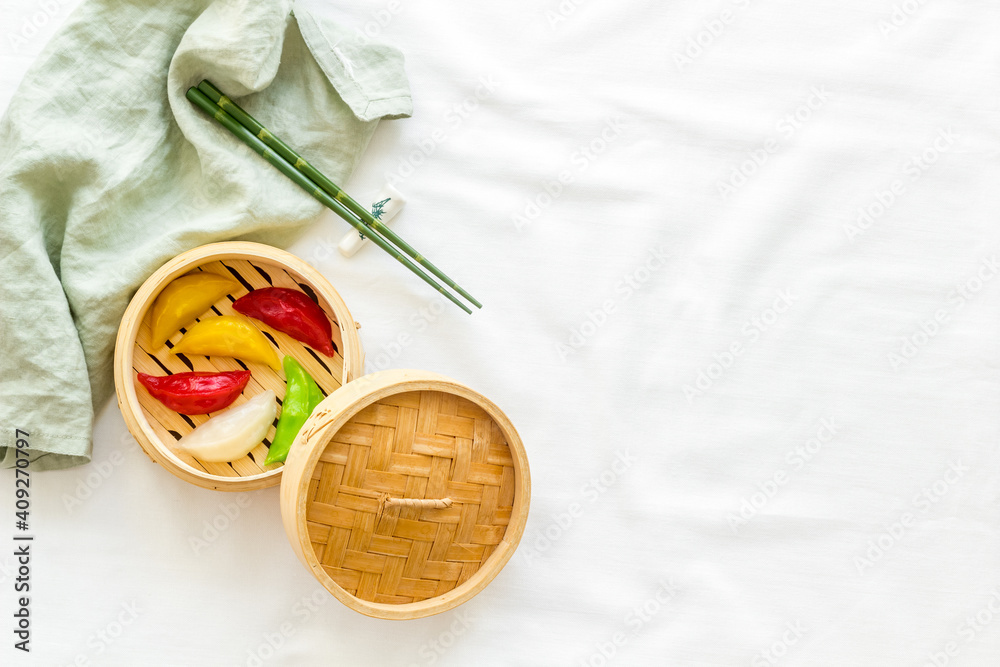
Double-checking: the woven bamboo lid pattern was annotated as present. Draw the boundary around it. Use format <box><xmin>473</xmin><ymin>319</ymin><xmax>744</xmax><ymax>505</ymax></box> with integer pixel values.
<box><xmin>280</xmin><ymin>369</ymin><xmax>531</xmax><ymax>619</ymax></box>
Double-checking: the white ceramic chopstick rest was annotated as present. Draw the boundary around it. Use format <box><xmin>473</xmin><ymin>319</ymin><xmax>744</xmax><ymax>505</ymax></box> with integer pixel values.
<box><xmin>177</xmin><ymin>390</ymin><xmax>277</xmax><ymax>462</ymax></box>
<box><xmin>338</xmin><ymin>184</ymin><xmax>407</xmax><ymax>258</ymax></box>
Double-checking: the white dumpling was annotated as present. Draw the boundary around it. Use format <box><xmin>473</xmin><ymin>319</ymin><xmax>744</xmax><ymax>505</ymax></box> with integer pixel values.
<box><xmin>177</xmin><ymin>390</ymin><xmax>277</xmax><ymax>462</ymax></box>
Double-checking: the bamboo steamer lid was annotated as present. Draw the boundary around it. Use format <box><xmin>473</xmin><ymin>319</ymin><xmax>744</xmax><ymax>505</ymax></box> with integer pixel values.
<box><xmin>114</xmin><ymin>242</ymin><xmax>530</xmax><ymax>618</ymax></box>
<box><xmin>279</xmin><ymin>368</ymin><xmax>530</xmax><ymax>619</ymax></box>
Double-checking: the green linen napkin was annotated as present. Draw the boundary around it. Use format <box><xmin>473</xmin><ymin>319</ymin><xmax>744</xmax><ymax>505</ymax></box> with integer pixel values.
<box><xmin>0</xmin><ymin>0</ymin><xmax>412</xmax><ymax>471</ymax></box>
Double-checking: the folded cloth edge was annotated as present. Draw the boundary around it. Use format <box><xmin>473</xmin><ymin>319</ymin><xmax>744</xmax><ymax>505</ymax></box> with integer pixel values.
<box><xmin>293</xmin><ymin>5</ymin><xmax>414</xmax><ymax>122</ymax></box>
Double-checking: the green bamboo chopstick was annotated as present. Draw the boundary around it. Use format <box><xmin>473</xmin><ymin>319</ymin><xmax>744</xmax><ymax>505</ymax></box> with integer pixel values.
<box><xmin>196</xmin><ymin>80</ymin><xmax>482</xmax><ymax>310</ymax></box>
<box><xmin>185</xmin><ymin>87</ymin><xmax>473</xmax><ymax>315</ymax></box>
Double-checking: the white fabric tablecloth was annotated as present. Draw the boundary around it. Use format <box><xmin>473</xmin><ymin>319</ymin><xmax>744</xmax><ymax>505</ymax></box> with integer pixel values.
<box><xmin>3</xmin><ymin>0</ymin><xmax>1000</xmax><ymax>665</ymax></box>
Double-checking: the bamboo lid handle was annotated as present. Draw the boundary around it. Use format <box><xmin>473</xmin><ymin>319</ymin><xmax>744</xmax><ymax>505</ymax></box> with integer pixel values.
<box><xmin>383</xmin><ymin>496</ymin><xmax>452</xmax><ymax>510</ymax></box>
<box><xmin>375</xmin><ymin>494</ymin><xmax>452</xmax><ymax>523</ymax></box>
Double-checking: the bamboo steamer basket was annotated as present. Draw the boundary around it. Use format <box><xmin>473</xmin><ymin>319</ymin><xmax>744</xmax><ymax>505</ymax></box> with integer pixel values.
<box><xmin>114</xmin><ymin>242</ymin><xmax>530</xmax><ymax>619</ymax></box>
<box><xmin>114</xmin><ymin>242</ymin><xmax>364</xmax><ymax>491</ymax></box>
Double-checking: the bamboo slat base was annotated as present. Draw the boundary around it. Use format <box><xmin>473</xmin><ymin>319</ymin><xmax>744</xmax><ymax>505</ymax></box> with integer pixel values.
<box><xmin>114</xmin><ymin>242</ymin><xmax>363</xmax><ymax>491</ymax></box>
